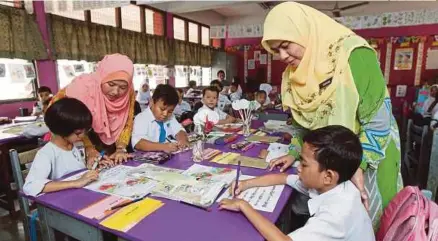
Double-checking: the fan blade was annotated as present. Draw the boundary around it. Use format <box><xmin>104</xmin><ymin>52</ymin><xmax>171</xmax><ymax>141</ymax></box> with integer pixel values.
<box><xmin>340</xmin><ymin>1</ymin><xmax>369</xmax><ymax>11</ymax></box>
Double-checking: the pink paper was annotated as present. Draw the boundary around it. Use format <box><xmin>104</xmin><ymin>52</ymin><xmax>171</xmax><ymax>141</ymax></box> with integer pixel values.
<box><xmin>78</xmin><ymin>195</ymin><xmax>129</xmax><ymax>220</ymax></box>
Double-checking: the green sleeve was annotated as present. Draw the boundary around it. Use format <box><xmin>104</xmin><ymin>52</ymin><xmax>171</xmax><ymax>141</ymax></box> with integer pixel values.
<box><xmin>349</xmin><ymin>47</ymin><xmax>386</xmax><ymax>170</ymax></box>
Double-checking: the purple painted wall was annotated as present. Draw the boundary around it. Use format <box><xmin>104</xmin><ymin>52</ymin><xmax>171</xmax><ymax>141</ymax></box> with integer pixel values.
<box><xmin>0</xmin><ymin>1</ymin><xmax>57</xmax><ymax>118</ymax></box>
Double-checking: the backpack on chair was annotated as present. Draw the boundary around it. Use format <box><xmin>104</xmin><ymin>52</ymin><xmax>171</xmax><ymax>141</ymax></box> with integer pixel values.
<box><xmin>376</xmin><ymin>186</ymin><xmax>438</xmax><ymax>241</ymax></box>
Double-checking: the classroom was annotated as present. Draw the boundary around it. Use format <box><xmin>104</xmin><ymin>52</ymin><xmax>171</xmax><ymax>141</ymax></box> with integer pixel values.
<box><xmin>0</xmin><ymin>1</ymin><xmax>438</xmax><ymax>241</ymax></box>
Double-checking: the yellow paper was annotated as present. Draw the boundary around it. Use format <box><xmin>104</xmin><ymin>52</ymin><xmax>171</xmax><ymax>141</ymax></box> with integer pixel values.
<box><xmin>210</xmin><ymin>152</ymin><xmax>240</xmax><ymax>164</ymax></box>
<box><xmin>247</xmin><ymin>136</ymin><xmax>280</xmax><ymax>143</ymax></box>
<box><xmin>100</xmin><ymin>198</ymin><xmax>163</xmax><ymax>232</ymax></box>
<box><xmin>232</xmin><ymin>156</ymin><xmax>269</xmax><ymax>169</ymax></box>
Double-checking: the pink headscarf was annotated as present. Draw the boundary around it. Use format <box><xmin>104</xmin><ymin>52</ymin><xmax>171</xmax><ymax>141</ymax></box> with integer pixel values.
<box><xmin>66</xmin><ymin>54</ymin><xmax>134</xmax><ymax>145</ymax></box>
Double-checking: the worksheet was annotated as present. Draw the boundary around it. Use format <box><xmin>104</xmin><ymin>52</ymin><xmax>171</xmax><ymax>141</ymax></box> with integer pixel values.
<box><xmin>182</xmin><ymin>164</ymin><xmax>237</xmax><ymax>187</ymax></box>
<box><xmin>217</xmin><ymin>175</ymin><xmax>284</xmax><ymax>212</ymax></box>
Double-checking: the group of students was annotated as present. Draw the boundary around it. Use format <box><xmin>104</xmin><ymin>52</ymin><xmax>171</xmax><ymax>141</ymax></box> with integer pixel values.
<box><xmin>19</xmin><ymin>53</ymin><xmax>378</xmax><ymax>241</ymax></box>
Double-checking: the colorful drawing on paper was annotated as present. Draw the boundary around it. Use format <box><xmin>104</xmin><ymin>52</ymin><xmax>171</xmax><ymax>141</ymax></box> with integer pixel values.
<box><xmin>394</xmin><ymin>48</ymin><xmax>413</xmax><ymax>70</ymax></box>
<box><xmin>182</xmin><ymin>164</ymin><xmax>236</xmax><ymax>186</ymax></box>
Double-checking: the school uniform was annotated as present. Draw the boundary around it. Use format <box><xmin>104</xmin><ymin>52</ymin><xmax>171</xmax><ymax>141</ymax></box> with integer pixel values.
<box><xmin>199</xmin><ymin>105</ymin><xmax>228</xmax><ymax>120</ymax></box>
<box><xmin>229</xmin><ymin>92</ymin><xmax>241</xmax><ymax>102</ymax></box>
<box><xmin>23</xmin><ymin>142</ymin><xmax>86</xmax><ymax>197</ymax></box>
<box><xmin>173</xmin><ymin>100</ymin><xmax>192</xmax><ymax>117</ymax></box>
<box><xmin>131</xmin><ymin>107</ymin><xmax>185</xmax><ymax>147</ymax></box>
<box><xmin>31</xmin><ymin>101</ymin><xmax>43</xmax><ymax>115</ymax></box>
<box><xmin>286</xmin><ymin>175</ymin><xmax>375</xmax><ymax>241</ymax></box>
<box><xmin>218</xmin><ymin>93</ymin><xmax>231</xmax><ymax>111</ymax></box>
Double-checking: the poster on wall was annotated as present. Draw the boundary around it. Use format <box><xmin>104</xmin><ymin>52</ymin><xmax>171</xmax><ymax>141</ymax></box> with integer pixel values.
<box><xmin>394</xmin><ymin>48</ymin><xmax>414</xmax><ymax>70</ymax></box>
<box><xmin>23</xmin><ymin>64</ymin><xmax>35</xmax><ymax>78</ymax></box>
<box><xmin>0</xmin><ymin>64</ymin><xmax>6</xmax><ymax>78</ymax></box>
<box><xmin>9</xmin><ymin>64</ymin><xmax>26</xmax><ymax>83</ymax></box>
<box><xmin>248</xmin><ymin>59</ymin><xmax>255</xmax><ymax>70</ymax></box>
<box><xmin>254</xmin><ymin>51</ymin><xmax>261</xmax><ymax>61</ymax></box>
<box><xmin>426</xmin><ymin>48</ymin><xmax>438</xmax><ymax>70</ymax></box>
<box><xmin>74</xmin><ymin>64</ymin><xmax>85</xmax><ymax>73</ymax></box>
<box><xmin>395</xmin><ymin>85</ymin><xmax>407</xmax><ymax>97</ymax></box>
<box><xmin>260</xmin><ymin>54</ymin><xmax>267</xmax><ymax>65</ymax></box>
<box><xmin>63</xmin><ymin>65</ymin><xmax>75</xmax><ymax>78</ymax></box>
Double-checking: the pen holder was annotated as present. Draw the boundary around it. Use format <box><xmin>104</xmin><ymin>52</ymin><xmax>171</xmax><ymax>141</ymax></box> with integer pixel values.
<box><xmin>243</xmin><ymin>118</ymin><xmax>251</xmax><ymax>137</ymax></box>
<box><xmin>192</xmin><ymin>124</ymin><xmax>205</xmax><ymax>162</ymax></box>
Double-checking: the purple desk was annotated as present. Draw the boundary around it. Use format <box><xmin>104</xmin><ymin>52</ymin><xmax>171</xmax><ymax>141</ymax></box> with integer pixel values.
<box><xmin>32</xmin><ymin>125</ymin><xmax>295</xmax><ymax>241</ymax></box>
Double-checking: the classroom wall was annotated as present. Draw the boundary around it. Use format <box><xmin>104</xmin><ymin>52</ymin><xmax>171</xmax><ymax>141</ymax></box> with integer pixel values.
<box><xmin>224</xmin><ymin>23</ymin><xmax>438</xmax><ymax>117</ymax></box>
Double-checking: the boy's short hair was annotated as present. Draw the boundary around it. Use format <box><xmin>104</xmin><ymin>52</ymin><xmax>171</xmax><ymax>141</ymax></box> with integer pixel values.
<box><xmin>202</xmin><ymin>86</ymin><xmax>219</xmax><ymax>97</ymax></box>
<box><xmin>38</xmin><ymin>86</ymin><xmax>52</xmax><ymax>94</ymax></box>
<box><xmin>256</xmin><ymin>90</ymin><xmax>267</xmax><ymax>97</ymax></box>
<box><xmin>210</xmin><ymin>80</ymin><xmax>223</xmax><ymax>91</ymax></box>
<box><xmin>189</xmin><ymin>80</ymin><xmax>197</xmax><ymax>88</ymax></box>
<box><xmin>176</xmin><ymin>88</ymin><xmax>184</xmax><ymax>94</ymax></box>
<box><xmin>217</xmin><ymin>70</ymin><xmax>225</xmax><ymax>76</ymax></box>
<box><xmin>231</xmin><ymin>82</ymin><xmax>239</xmax><ymax>88</ymax></box>
<box><xmin>152</xmin><ymin>84</ymin><xmax>179</xmax><ymax>106</ymax></box>
<box><xmin>302</xmin><ymin>125</ymin><xmax>362</xmax><ymax>184</ymax></box>
<box><xmin>44</xmin><ymin>98</ymin><xmax>92</xmax><ymax>137</ymax></box>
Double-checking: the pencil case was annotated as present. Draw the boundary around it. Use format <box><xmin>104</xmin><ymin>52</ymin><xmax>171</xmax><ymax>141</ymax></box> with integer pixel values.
<box><xmin>214</xmin><ymin>134</ymin><xmax>239</xmax><ymax>145</ymax></box>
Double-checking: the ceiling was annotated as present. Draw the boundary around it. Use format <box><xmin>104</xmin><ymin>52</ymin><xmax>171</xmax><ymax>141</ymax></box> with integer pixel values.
<box><xmin>144</xmin><ymin>0</ymin><xmax>438</xmax><ymax>25</ymax></box>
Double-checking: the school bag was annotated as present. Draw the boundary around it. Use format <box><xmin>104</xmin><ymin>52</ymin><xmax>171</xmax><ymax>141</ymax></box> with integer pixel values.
<box><xmin>376</xmin><ymin>186</ymin><xmax>438</xmax><ymax>241</ymax></box>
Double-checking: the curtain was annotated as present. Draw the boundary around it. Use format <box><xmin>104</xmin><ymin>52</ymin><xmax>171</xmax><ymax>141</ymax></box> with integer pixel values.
<box><xmin>0</xmin><ymin>6</ymin><xmax>47</xmax><ymax>60</ymax></box>
<box><xmin>49</xmin><ymin>14</ymin><xmax>214</xmax><ymax>67</ymax></box>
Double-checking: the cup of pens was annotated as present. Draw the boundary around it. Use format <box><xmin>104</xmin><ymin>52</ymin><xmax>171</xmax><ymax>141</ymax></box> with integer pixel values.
<box><xmin>192</xmin><ymin>109</ymin><xmax>220</xmax><ymax>163</ymax></box>
<box><xmin>232</xmin><ymin>100</ymin><xmax>261</xmax><ymax>137</ymax></box>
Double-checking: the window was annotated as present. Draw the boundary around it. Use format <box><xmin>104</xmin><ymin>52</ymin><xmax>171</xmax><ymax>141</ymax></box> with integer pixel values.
<box><xmin>0</xmin><ymin>0</ymin><xmax>20</xmax><ymax>8</ymax></box>
<box><xmin>201</xmin><ymin>26</ymin><xmax>210</xmax><ymax>46</ymax></box>
<box><xmin>0</xmin><ymin>58</ymin><xmax>37</xmax><ymax>102</ymax></box>
<box><xmin>121</xmin><ymin>5</ymin><xmax>141</xmax><ymax>32</ymax></box>
<box><xmin>145</xmin><ymin>9</ymin><xmax>154</xmax><ymax>34</ymax></box>
<box><xmin>91</xmin><ymin>8</ymin><xmax>116</xmax><ymax>27</ymax></box>
<box><xmin>173</xmin><ymin>17</ymin><xmax>185</xmax><ymax>41</ymax></box>
<box><xmin>188</xmin><ymin>22</ymin><xmax>199</xmax><ymax>43</ymax></box>
<box><xmin>133</xmin><ymin>64</ymin><xmax>166</xmax><ymax>91</ymax></box>
<box><xmin>56</xmin><ymin>60</ymin><xmax>96</xmax><ymax>89</ymax></box>
<box><xmin>202</xmin><ymin>67</ymin><xmax>212</xmax><ymax>86</ymax></box>
<box><xmin>51</xmin><ymin>10</ymin><xmax>86</xmax><ymax>21</ymax></box>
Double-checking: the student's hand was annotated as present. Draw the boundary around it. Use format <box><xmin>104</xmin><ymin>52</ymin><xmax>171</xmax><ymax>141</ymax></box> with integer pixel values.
<box><xmin>86</xmin><ymin>148</ymin><xmax>113</xmax><ymax>169</ymax></box>
<box><xmin>269</xmin><ymin>154</ymin><xmax>295</xmax><ymax>172</ymax></box>
<box><xmin>229</xmin><ymin>180</ymin><xmax>251</xmax><ymax>197</ymax></box>
<box><xmin>110</xmin><ymin>150</ymin><xmax>132</xmax><ymax>164</ymax></box>
<box><xmin>351</xmin><ymin>168</ymin><xmax>369</xmax><ymax>211</ymax></box>
<box><xmin>163</xmin><ymin>143</ymin><xmax>179</xmax><ymax>153</ymax></box>
<box><xmin>76</xmin><ymin>170</ymin><xmax>99</xmax><ymax>188</ymax></box>
<box><xmin>177</xmin><ymin>138</ymin><xmax>190</xmax><ymax>149</ymax></box>
<box><xmin>258</xmin><ymin>149</ymin><xmax>268</xmax><ymax>159</ymax></box>
<box><xmin>218</xmin><ymin>198</ymin><xmax>248</xmax><ymax>212</ymax></box>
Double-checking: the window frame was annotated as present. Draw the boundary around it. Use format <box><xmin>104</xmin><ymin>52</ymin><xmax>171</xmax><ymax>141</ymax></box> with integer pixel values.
<box><xmin>172</xmin><ymin>14</ymin><xmax>210</xmax><ymax>45</ymax></box>
<box><xmin>0</xmin><ymin>59</ymin><xmax>38</xmax><ymax>104</ymax></box>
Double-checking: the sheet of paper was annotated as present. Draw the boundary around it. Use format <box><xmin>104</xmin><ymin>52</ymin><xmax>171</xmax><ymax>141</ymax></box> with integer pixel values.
<box><xmin>247</xmin><ymin>135</ymin><xmax>280</xmax><ymax>143</ymax></box>
<box><xmin>100</xmin><ymin>198</ymin><xmax>164</xmax><ymax>232</ymax></box>
<box><xmin>210</xmin><ymin>152</ymin><xmax>241</xmax><ymax>164</ymax></box>
<box><xmin>217</xmin><ymin>175</ymin><xmax>284</xmax><ymax>212</ymax></box>
<box><xmin>233</xmin><ymin>156</ymin><xmax>269</xmax><ymax>169</ymax></box>
<box><xmin>78</xmin><ymin>195</ymin><xmax>129</xmax><ymax>220</ymax></box>
<box><xmin>266</xmin><ymin>143</ymin><xmax>290</xmax><ymax>163</ymax></box>
<box><xmin>182</xmin><ymin>164</ymin><xmax>237</xmax><ymax>187</ymax></box>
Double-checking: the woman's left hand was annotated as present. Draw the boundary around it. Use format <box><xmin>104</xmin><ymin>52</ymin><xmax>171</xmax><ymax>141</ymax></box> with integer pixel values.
<box><xmin>351</xmin><ymin>168</ymin><xmax>369</xmax><ymax>211</ymax></box>
<box><xmin>110</xmin><ymin>149</ymin><xmax>133</xmax><ymax>164</ymax></box>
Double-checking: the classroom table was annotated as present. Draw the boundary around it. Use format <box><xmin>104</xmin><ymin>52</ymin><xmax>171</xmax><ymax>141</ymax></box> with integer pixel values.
<box><xmin>30</xmin><ymin>123</ymin><xmax>296</xmax><ymax>241</ymax></box>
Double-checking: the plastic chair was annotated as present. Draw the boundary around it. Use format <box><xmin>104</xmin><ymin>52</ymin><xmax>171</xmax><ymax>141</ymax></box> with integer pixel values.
<box><xmin>9</xmin><ymin>147</ymin><xmax>41</xmax><ymax>241</ymax></box>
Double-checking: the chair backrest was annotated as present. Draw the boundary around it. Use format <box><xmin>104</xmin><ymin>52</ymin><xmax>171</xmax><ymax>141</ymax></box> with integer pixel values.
<box><xmin>9</xmin><ymin>148</ymin><xmax>40</xmax><ymax>191</ymax></box>
<box><xmin>403</xmin><ymin>119</ymin><xmax>432</xmax><ymax>188</ymax></box>
<box><xmin>427</xmin><ymin>129</ymin><xmax>438</xmax><ymax>201</ymax></box>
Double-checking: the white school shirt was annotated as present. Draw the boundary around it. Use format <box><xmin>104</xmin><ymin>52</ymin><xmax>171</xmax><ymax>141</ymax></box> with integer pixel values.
<box><xmin>229</xmin><ymin>92</ymin><xmax>241</xmax><ymax>102</ymax></box>
<box><xmin>431</xmin><ymin>111</ymin><xmax>438</xmax><ymax>129</ymax></box>
<box><xmin>173</xmin><ymin>100</ymin><xmax>192</xmax><ymax>117</ymax></box>
<box><xmin>131</xmin><ymin>107</ymin><xmax>185</xmax><ymax>147</ymax></box>
<box><xmin>23</xmin><ymin>142</ymin><xmax>86</xmax><ymax>197</ymax></box>
<box><xmin>286</xmin><ymin>175</ymin><xmax>375</xmax><ymax>241</ymax></box>
<box><xmin>31</xmin><ymin>101</ymin><xmax>43</xmax><ymax>115</ymax></box>
<box><xmin>218</xmin><ymin>93</ymin><xmax>231</xmax><ymax>111</ymax></box>
<box><xmin>199</xmin><ymin>105</ymin><xmax>228</xmax><ymax>120</ymax></box>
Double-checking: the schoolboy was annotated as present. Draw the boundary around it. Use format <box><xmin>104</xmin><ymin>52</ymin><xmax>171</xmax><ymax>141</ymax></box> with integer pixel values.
<box><xmin>219</xmin><ymin>125</ymin><xmax>374</xmax><ymax>241</ymax></box>
<box><xmin>32</xmin><ymin>86</ymin><xmax>52</xmax><ymax>116</ymax></box>
<box><xmin>199</xmin><ymin>86</ymin><xmax>237</xmax><ymax>125</ymax></box>
<box><xmin>24</xmin><ymin>98</ymin><xmax>99</xmax><ymax>197</ymax></box>
<box><xmin>132</xmin><ymin>84</ymin><xmax>189</xmax><ymax>153</ymax></box>
<box><xmin>173</xmin><ymin>88</ymin><xmax>192</xmax><ymax>117</ymax></box>
<box><xmin>229</xmin><ymin>82</ymin><xmax>241</xmax><ymax>102</ymax></box>
<box><xmin>211</xmin><ymin>79</ymin><xmax>231</xmax><ymax>110</ymax></box>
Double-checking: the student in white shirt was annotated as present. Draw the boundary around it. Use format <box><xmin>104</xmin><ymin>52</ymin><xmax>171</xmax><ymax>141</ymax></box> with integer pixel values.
<box><xmin>136</xmin><ymin>78</ymin><xmax>151</xmax><ymax>111</ymax></box>
<box><xmin>174</xmin><ymin>88</ymin><xmax>192</xmax><ymax>117</ymax></box>
<box><xmin>132</xmin><ymin>84</ymin><xmax>189</xmax><ymax>153</ymax></box>
<box><xmin>211</xmin><ymin>80</ymin><xmax>231</xmax><ymax>111</ymax></box>
<box><xmin>219</xmin><ymin>125</ymin><xmax>374</xmax><ymax>241</ymax></box>
<box><xmin>255</xmin><ymin>90</ymin><xmax>274</xmax><ymax>111</ymax></box>
<box><xmin>23</xmin><ymin>98</ymin><xmax>99</xmax><ymax>197</ymax></box>
<box><xmin>229</xmin><ymin>82</ymin><xmax>242</xmax><ymax>102</ymax></box>
<box><xmin>200</xmin><ymin>86</ymin><xmax>237</xmax><ymax>125</ymax></box>
<box><xmin>31</xmin><ymin>86</ymin><xmax>52</xmax><ymax>116</ymax></box>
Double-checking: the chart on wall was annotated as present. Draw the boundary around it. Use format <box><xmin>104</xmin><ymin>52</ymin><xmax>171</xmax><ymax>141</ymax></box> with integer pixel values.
<box><xmin>426</xmin><ymin>47</ymin><xmax>438</xmax><ymax>70</ymax></box>
<box><xmin>394</xmin><ymin>48</ymin><xmax>414</xmax><ymax>70</ymax></box>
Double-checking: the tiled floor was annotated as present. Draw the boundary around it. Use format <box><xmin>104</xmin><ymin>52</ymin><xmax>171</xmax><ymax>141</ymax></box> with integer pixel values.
<box><xmin>0</xmin><ymin>207</ymin><xmax>26</xmax><ymax>241</ymax></box>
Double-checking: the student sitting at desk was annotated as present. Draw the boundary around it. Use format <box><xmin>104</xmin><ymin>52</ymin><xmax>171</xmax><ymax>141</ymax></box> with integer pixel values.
<box><xmin>219</xmin><ymin>125</ymin><xmax>374</xmax><ymax>241</ymax></box>
<box><xmin>174</xmin><ymin>88</ymin><xmax>192</xmax><ymax>117</ymax></box>
<box><xmin>23</xmin><ymin>98</ymin><xmax>99</xmax><ymax>197</ymax></box>
<box><xmin>211</xmin><ymin>79</ymin><xmax>231</xmax><ymax>111</ymax></box>
<box><xmin>200</xmin><ymin>86</ymin><xmax>237</xmax><ymax>125</ymax></box>
<box><xmin>132</xmin><ymin>84</ymin><xmax>189</xmax><ymax>153</ymax></box>
<box><xmin>32</xmin><ymin>86</ymin><xmax>52</xmax><ymax>116</ymax></box>
<box><xmin>255</xmin><ymin>90</ymin><xmax>274</xmax><ymax>111</ymax></box>
<box><xmin>229</xmin><ymin>82</ymin><xmax>242</xmax><ymax>102</ymax></box>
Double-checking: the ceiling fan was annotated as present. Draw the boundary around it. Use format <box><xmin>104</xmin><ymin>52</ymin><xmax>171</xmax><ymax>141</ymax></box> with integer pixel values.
<box><xmin>319</xmin><ymin>1</ymin><xmax>369</xmax><ymax>17</ymax></box>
